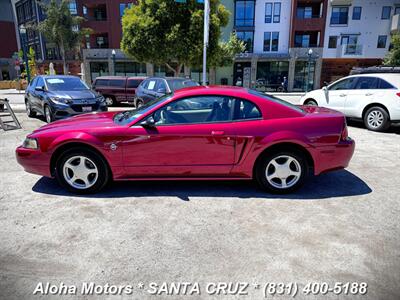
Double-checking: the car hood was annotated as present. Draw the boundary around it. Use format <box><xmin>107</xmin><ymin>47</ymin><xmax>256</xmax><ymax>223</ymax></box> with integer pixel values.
<box><xmin>32</xmin><ymin>111</ymin><xmax>122</xmax><ymax>134</ymax></box>
<box><xmin>48</xmin><ymin>89</ymin><xmax>99</xmax><ymax>100</ymax></box>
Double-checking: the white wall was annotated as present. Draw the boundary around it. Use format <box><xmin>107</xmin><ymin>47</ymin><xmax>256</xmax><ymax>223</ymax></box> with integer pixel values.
<box><xmin>253</xmin><ymin>0</ymin><xmax>292</xmax><ymax>54</ymax></box>
<box><xmin>323</xmin><ymin>0</ymin><xmax>397</xmax><ymax>58</ymax></box>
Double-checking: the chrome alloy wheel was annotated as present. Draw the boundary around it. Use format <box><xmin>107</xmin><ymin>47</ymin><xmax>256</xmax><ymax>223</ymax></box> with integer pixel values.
<box><xmin>45</xmin><ymin>106</ymin><xmax>52</xmax><ymax>123</ymax></box>
<box><xmin>367</xmin><ymin>110</ymin><xmax>384</xmax><ymax>129</ymax></box>
<box><xmin>265</xmin><ymin>155</ymin><xmax>302</xmax><ymax>189</ymax></box>
<box><xmin>105</xmin><ymin>97</ymin><xmax>114</xmax><ymax>106</ymax></box>
<box><xmin>62</xmin><ymin>156</ymin><xmax>99</xmax><ymax>189</ymax></box>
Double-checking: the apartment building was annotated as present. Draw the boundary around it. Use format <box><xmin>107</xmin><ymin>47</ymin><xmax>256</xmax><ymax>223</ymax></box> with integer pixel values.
<box><xmin>321</xmin><ymin>0</ymin><xmax>398</xmax><ymax>84</ymax></box>
<box><xmin>218</xmin><ymin>0</ymin><xmax>328</xmax><ymax>91</ymax></box>
<box><xmin>0</xmin><ymin>0</ymin><xmax>18</xmax><ymax>80</ymax></box>
<box><xmin>11</xmin><ymin>0</ymin><xmax>83</xmax><ymax>74</ymax></box>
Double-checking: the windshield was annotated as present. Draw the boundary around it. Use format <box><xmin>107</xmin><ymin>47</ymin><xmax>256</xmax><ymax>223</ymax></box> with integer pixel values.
<box><xmin>248</xmin><ymin>89</ymin><xmax>304</xmax><ymax>113</ymax></box>
<box><xmin>168</xmin><ymin>79</ymin><xmax>199</xmax><ymax>91</ymax></box>
<box><xmin>45</xmin><ymin>77</ymin><xmax>89</xmax><ymax>91</ymax></box>
<box><xmin>113</xmin><ymin>94</ymin><xmax>172</xmax><ymax>125</ymax></box>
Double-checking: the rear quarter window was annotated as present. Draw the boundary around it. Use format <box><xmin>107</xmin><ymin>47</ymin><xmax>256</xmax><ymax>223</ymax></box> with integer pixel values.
<box><xmin>94</xmin><ymin>79</ymin><xmax>108</xmax><ymax>87</ymax></box>
<box><xmin>378</xmin><ymin>78</ymin><xmax>395</xmax><ymax>89</ymax></box>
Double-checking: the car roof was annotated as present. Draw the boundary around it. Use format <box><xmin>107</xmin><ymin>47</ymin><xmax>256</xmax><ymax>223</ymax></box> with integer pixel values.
<box><xmin>145</xmin><ymin>77</ymin><xmax>195</xmax><ymax>81</ymax></box>
<box><xmin>344</xmin><ymin>73</ymin><xmax>400</xmax><ymax>88</ymax></box>
<box><xmin>39</xmin><ymin>75</ymin><xmax>80</xmax><ymax>79</ymax></box>
<box><xmin>172</xmin><ymin>85</ymin><xmax>250</xmax><ymax>96</ymax></box>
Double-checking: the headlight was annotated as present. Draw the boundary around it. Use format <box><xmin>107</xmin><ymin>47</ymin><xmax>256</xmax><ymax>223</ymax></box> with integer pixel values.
<box><xmin>22</xmin><ymin>137</ymin><xmax>38</xmax><ymax>149</ymax></box>
<box><xmin>50</xmin><ymin>96</ymin><xmax>71</xmax><ymax>104</ymax></box>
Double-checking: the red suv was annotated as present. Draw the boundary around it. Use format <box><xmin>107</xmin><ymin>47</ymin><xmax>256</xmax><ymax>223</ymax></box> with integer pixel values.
<box><xmin>92</xmin><ymin>76</ymin><xmax>146</xmax><ymax>106</ymax></box>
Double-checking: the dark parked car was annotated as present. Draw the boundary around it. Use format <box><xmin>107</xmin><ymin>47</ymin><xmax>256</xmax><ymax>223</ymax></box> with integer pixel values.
<box><xmin>135</xmin><ymin>77</ymin><xmax>199</xmax><ymax>107</ymax></box>
<box><xmin>92</xmin><ymin>76</ymin><xmax>146</xmax><ymax>106</ymax></box>
<box><xmin>25</xmin><ymin>75</ymin><xmax>107</xmax><ymax>123</ymax></box>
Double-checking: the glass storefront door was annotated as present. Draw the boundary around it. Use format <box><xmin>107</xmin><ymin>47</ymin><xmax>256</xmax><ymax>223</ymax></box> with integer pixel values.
<box><xmin>293</xmin><ymin>61</ymin><xmax>315</xmax><ymax>91</ymax></box>
<box><xmin>233</xmin><ymin>62</ymin><xmax>251</xmax><ymax>87</ymax></box>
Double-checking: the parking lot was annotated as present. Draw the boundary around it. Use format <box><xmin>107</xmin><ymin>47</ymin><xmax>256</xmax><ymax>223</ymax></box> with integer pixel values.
<box><xmin>0</xmin><ymin>112</ymin><xmax>400</xmax><ymax>299</ymax></box>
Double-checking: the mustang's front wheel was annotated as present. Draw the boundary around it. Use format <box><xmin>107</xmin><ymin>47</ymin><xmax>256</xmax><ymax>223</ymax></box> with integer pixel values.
<box><xmin>255</xmin><ymin>151</ymin><xmax>308</xmax><ymax>193</ymax></box>
<box><xmin>55</xmin><ymin>148</ymin><xmax>110</xmax><ymax>194</ymax></box>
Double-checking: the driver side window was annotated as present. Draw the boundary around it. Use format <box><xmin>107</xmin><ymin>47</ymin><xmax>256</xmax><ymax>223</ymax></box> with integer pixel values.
<box><xmin>152</xmin><ymin>96</ymin><xmax>234</xmax><ymax>125</ymax></box>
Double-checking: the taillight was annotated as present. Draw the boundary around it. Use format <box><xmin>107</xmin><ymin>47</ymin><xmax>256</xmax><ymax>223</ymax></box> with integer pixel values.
<box><xmin>396</xmin><ymin>92</ymin><xmax>400</xmax><ymax>97</ymax></box>
<box><xmin>340</xmin><ymin>120</ymin><xmax>348</xmax><ymax>141</ymax></box>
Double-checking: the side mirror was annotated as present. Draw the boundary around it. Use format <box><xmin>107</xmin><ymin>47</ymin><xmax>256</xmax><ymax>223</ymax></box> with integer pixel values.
<box><xmin>322</xmin><ymin>86</ymin><xmax>328</xmax><ymax>93</ymax></box>
<box><xmin>323</xmin><ymin>81</ymin><xmax>329</xmax><ymax>86</ymax></box>
<box><xmin>140</xmin><ymin>116</ymin><xmax>156</xmax><ymax>128</ymax></box>
<box><xmin>157</xmin><ymin>87</ymin><xmax>166</xmax><ymax>94</ymax></box>
<box><xmin>35</xmin><ymin>86</ymin><xmax>45</xmax><ymax>92</ymax></box>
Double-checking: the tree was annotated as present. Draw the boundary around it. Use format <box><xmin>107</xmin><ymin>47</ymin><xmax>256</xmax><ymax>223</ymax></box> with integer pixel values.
<box><xmin>384</xmin><ymin>33</ymin><xmax>400</xmax><ymax>66</ymax></box>
<box><xmin>36</xmin><ymin>0</ymin><xmax>91</xmax><ymax>74</ymax></box>
<box><xmin>121</xmin><ymin>0</ymin><xmax>244</xmax><ymax>76</ymax></box>
<box><xmin>18</xmin><ymin>47</ymin><xmax>36</xmax><ymax>79</ymax></box>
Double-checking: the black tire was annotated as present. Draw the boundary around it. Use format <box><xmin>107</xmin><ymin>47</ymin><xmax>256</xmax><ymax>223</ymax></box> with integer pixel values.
<box><xmin>255</xmin><ymin>150</ymin><xmax>309</xmax><ymax>194</ymax></box>
<box><xmin>363</xmin><ymin>106</ymin><xmax>390</xmax><ymax>132</ymax></box>
<box><xmin>105</xmin><ymin>96</ymin><xmax>115</xmax><ymax>106</ymax></box>
<box><xmin>305</xmin><ymin>99</ymin><xmax>318</xmax><ymax>106</ymax></box>
<box><xmin>55</xmin><ymin>147</ymin><xmax>110</xmax><ymax>194</ymax></box>
<box><xmin>44</xmin><ymin>105</ymin><xmax>54</xmax><ymax>123</ymax></box>
<box><xmin>26</xmin><ymin>100</ymin><xmax>36</xmax><ymax>117</ymax></box>
<box><xmin>136</xmin><ymin>99</ymin><xmax>144</xmax><ymax>109</ymax></box>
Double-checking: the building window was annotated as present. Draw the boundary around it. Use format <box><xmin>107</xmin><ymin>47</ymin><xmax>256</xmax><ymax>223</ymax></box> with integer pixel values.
<box><xmin>381</xmin><ymin>6</ymin><xmax>391</xmax><ymax>19</ymax></box>
<box><xmin>96</xmin><ymin>35</ymin><xmax>108</xmax><ymax>48</ymax></box>
<box><xmin>328</xmin><ymin>36</ymin><xmax>337</xmax><ymax>48</ymax></box>
<box><xmin>265</xmin><ymin>3</ymin><xmax>272</xmax><ymax>23</ymax></box>
<box><xmin>297</xmin><ymin>7</ymin><xmax>312</xmax><ymax>19</ymax></box>
<box><xmin>377</xmin><ymin>35</ymin><xmax>387</xmax><ymax>48</ymax></box>
<box><xmin>68</xmin><ymin>0</ymin><xmax>77</xmax><ymax>15</ymax></box>
<box><xmin>83</xmin><ymin>6</ymin><xmax>88</xmax><ymax>16</ymax></box>
<box><xmin>263</xmin><ymin>32</ymin><xmax>279</xmax><ymax>52</ymax></box>
<box><xmin>352</xmin><ymin>7</ymin><xmax>361</xmax><ymax>20</ymax></box>
<box><xmin>256</xmin><ymin>61</ymin><xmax>289</xmax><ymax>92</ymax></box>
<box><xmin>263</xmin><ymin>32</ymin><xmax>271</xmax><ymax>51</ymax></box>
<box><xmin>331</xmin><ymin>7</ymin><xmax>348</xmax><ymax>25</ymax></box>
<box><xmin>271</xmin><ymin>32</ymin><xmax>279</xmax><ymax>51</ymax></box>
<box><xmin>273</xmin><ymin>3</ymin><xmax>281</xmax><ymax>23</ymax></box>
<box><xmin>395</xmin><ymin>7</ymin><xmax>400</xmax><ymax>15</ymax></box>
<box><xmin>236</xmin><ymin>31</ymin><xmax>254</xmax><ymax>52</ymax></box>
<box><xmin>265</xmin><ymin>2</ymin><xmax>280</xmax><ymax>23</ymax></box>
<box><xmin>235</xmin><ymin>1</ymin><xmax>255</xmax><ymax>27</ymax></box>
<box><xmin>295</xmin><ymin>34</ymin><xmax>310</xmax><ymax>48</ymax></box>
<box><xmin>120</xmin><ymin>3</ymin><xmax>133</xmax><ymax>19</ymax></box>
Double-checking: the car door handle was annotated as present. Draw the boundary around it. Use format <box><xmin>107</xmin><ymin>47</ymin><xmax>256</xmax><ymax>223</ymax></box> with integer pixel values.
<box><xmin>211</xmin><ymin>130</ymin><xmax>224</xmax><ymax>136</ymax></box>
<box><xmin>365</xmin><ymin>93</ymin><xmax>373</xmax><ymax>96</ymax></box>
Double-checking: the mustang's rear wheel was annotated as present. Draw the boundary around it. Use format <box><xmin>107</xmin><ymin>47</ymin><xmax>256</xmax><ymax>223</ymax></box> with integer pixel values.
<box><xmin>255</xmin><ymin>151</ymin><xmax>308</xmax><ymax>193</ymax></box>
<box><xmin>55</xmin><ymin>148</ymin><xmax>110</xmax><ymax>194</ymax></box>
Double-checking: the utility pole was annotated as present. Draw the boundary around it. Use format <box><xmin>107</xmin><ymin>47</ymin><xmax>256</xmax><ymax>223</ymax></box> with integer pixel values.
<box><xmin>202</xmin><ymin>0</ymin><xmax>209</xmax><ymax>86</ymax></box>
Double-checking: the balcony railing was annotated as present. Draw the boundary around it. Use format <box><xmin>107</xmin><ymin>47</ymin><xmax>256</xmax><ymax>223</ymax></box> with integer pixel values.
<box><xmin>337</xmin><ymin>44</ymin><xmax>362</xmax><ymax>57</ymax></box>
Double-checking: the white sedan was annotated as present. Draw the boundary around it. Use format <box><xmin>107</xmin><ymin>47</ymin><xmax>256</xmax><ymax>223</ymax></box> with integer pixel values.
<box><xmin>300</xmin><ymin>73</ymin><xmax>400</xmax><ymax>131</ymax></box>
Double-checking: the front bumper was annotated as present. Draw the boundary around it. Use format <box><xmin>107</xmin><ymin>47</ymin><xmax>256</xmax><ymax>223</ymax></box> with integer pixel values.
<box><xmin>312</xmin><ymin>138</ymin><xmax>355</xmax><ymax>175</ymax></box>
<box><xmin>51</xmin><ymin>103</ymin><xmax>108</xmax><ymax>120</ymax></box>
<box><xmin>15</xmin><ymin>146</ymin><xmax>52</xmax><ymax>177</ymax></box>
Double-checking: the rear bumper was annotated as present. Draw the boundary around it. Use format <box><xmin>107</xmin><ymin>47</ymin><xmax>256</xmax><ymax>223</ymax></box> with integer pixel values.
<box><xmin>15</xmin><ymin>146</ymin><xmax>52</xmax><ymax>177</ymax></box>
<box><xmin>312</xmin><ymin>138</ymin><xmax>355</xmax><ymax>175</ymax></box>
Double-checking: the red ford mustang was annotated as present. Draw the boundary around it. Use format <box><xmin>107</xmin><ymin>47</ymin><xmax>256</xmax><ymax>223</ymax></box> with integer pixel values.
<box><xmin>16</xmin><ymin>86</ymin><xmax>355</xmax><ymax>194</ymax></box>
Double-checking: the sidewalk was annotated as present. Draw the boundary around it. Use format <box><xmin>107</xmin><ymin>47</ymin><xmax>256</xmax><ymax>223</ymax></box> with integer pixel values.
<box><xmin>0</xmin><ymin>88</ymin><xmax>304</xmax><ymax>113</ymax></box>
